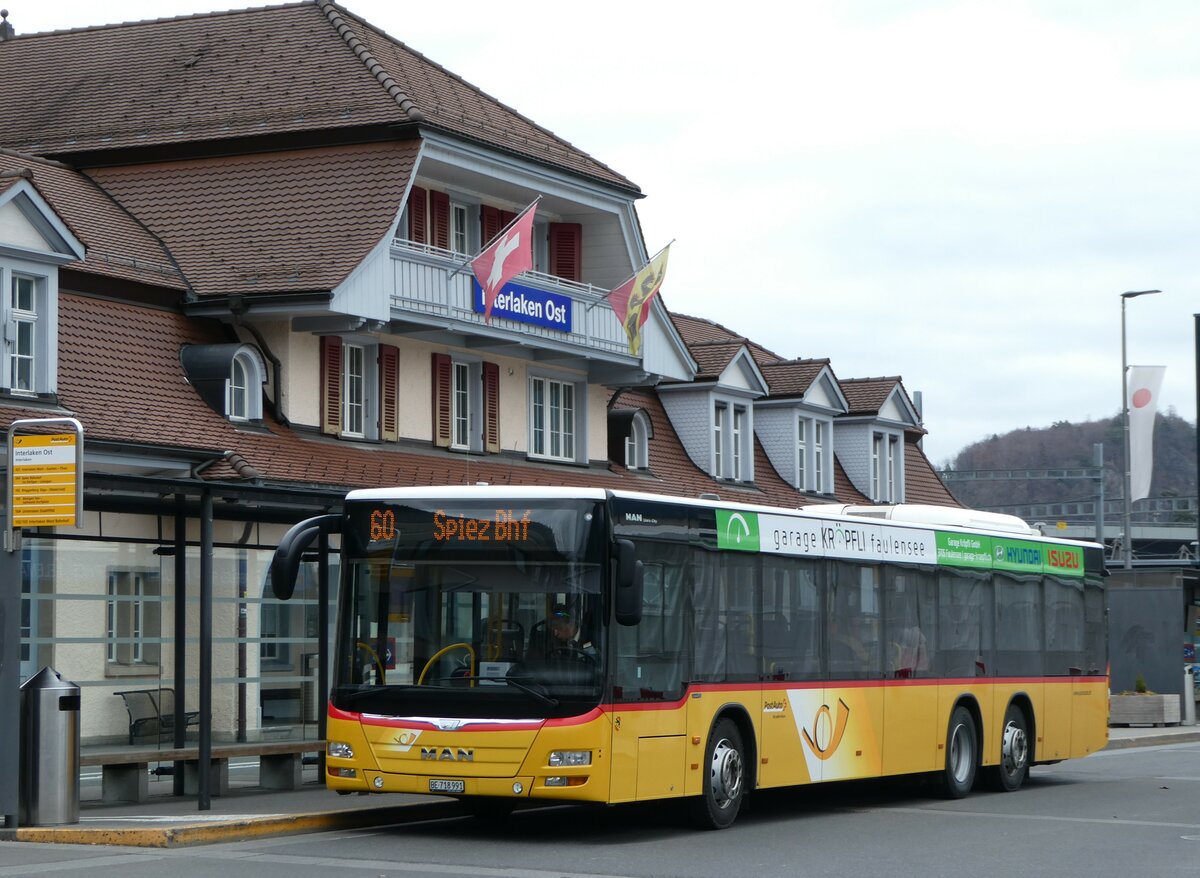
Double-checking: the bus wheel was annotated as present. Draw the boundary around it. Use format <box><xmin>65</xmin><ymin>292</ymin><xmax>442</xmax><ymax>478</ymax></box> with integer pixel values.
<box><xmin>984</xmin><ymin>703</ymin><xmax>1029</xmax><ymax>792</ymax></box>
<box><xmin>689</xmin><ymin>718</ymin><xmax>746</xmax><ymax>830</ymax></box>
<box><xmin>941</xmin><ymin>705</ymin><xmax>977</xmax><ymax>798</ymax></box>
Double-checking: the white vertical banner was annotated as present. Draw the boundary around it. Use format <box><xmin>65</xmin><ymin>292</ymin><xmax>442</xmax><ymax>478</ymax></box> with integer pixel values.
<box><xmin>1127</xmin><ymin>365</ymin><xmax>1166</xmax><ymax>502</ymax></box>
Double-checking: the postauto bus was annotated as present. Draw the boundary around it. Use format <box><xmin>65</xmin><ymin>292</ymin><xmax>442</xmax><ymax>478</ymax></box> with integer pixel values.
<box><xmin>270</xmin><ymin>486</ymin><xmax>1107</xmax><ymax>829</ymax></box>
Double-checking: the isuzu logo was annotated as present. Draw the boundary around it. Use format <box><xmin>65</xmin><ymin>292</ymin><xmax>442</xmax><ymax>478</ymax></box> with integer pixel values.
<box><xmin>421</xmin><ymin>747</ymin><xmax>474</xmax><ymax>762</ymax></box>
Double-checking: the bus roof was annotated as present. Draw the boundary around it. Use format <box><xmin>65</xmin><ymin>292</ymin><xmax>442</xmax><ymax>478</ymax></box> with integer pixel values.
<box><xmin>343</xmin><ymin>485</ymin><xmax>1101</xmax><ymax>550</ymax></box>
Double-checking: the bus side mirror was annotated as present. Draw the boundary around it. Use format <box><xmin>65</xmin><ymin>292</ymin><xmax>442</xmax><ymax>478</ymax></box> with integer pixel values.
<box><xmin>614</xmin><ymin>539</ymin><xmax>643</xmax><ymax>626</ymax></box>
<box><xmin>271</xmin><ymin>513</ymin><xmax>341</xmax><ymax>599</ymax></box>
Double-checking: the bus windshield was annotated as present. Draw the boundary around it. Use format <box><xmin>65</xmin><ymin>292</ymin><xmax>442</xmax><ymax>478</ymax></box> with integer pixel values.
<box><xmin>335</xmin><ymin>497</ymin><xmax>606</xmax><ymax>718</ymax></box>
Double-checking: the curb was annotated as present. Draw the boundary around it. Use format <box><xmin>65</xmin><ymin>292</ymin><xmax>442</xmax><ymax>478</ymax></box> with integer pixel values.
<box><xmin>1103</xmin><ymin>729</ymin><xmax>1200</xmax><ymax>750</ymax></box>
<box><xmin>3</xmin><ymin>801</ymin><xmax>463</xmax><ymax>848</ymax></box>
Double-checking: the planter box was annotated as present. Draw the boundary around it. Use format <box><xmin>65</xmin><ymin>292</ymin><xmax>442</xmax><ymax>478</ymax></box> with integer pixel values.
<box><xmin>1109</xmin><ymin>693</ymin><xmax>1182</xmax><ymax>727</ymax></box>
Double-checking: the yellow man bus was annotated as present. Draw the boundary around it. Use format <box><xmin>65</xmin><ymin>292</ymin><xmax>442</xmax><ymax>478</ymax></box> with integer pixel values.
<box><xmin>271</xmin><ymin>487</ymin><xmax>1108</xmax><ymax>829</ymax></box>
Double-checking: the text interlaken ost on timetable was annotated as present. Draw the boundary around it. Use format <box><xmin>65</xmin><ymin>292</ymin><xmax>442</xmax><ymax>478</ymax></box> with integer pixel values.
<box><xmin>11</xmin><ymin>433</ymin><xmax>78</xmax><ymax>527</ymax></box>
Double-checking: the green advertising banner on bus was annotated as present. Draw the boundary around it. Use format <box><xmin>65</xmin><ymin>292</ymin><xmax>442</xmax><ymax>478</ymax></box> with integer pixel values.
<box><xmin>716</xmin><ymin>508</ymin><xmax>1084</xmax><ymax>576</ymax></box>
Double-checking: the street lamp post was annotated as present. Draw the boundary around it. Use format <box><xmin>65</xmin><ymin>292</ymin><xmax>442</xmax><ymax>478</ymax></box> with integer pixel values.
<box><xmin>1120</xmin><ymin>289</ymin><xmax>1162</xmax><ymax>569</ymax></box>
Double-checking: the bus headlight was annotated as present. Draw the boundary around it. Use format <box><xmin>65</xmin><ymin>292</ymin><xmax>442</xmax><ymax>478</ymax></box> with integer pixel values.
<box><xmin>328</xmin><ymin>741</ymin><xmax>354</xmax><ymax>759</ymax></box>
<box><xmin>548</xmin><ymin>750</ymin><xmax>591</xmax><ymax>767</ymax></box>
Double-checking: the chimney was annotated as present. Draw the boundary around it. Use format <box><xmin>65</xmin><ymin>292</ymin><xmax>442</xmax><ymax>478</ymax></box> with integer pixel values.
<box><xmin>0</xmin><ymin>10</ymin><xmax>14</xmax><ymax>41</ymax></box>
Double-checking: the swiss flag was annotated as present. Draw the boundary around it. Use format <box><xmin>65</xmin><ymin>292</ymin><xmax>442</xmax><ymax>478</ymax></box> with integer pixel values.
<box><xmin>471</xmin><ymin>202</ymin><xmax>537</xmax><ymax>323</ymax></box>
<box><xmin>1127</xmin><ymin>365</ymin><xmax>1165</xmax><ymax>502</ymax></box>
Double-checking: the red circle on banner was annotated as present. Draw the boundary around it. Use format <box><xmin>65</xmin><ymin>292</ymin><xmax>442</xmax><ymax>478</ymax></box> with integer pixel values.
<box><xmin>1132</xmin><ymin>388</ymin><xmax>1153</xmax><ymax>408</ymax></box>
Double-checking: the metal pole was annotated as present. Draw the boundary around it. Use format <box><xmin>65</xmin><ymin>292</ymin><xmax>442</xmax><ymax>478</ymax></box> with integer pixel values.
<box><xmin>1194</xmin><ymin>313</ymin><xmax>1199</xmax><ymax>567</ymax></box>
<box><xmin>1120</xmin><ymin>290</ymin><xmax>1162</xmax><ymax>569</ymax></box>
<box><xmin>318</xmin><ymin>529</ymin><xmax>330</xmax><ymax>784</ymax></box>
<box><xmin>172</xmin><ymin>495</ymin><xmax>187</xmax><ymax>796</ymax></box>
<box><xmin>1121</xmin><ymin>296</ymin><xmax>1132</xmax><ymax>569</ymax></box>
<box><xmin>0</xmin><ymin>511</ymin><xmax>20</xmax><ymax>827</ymax></box>
<box><xmin>1093</xmin><ymin>443</ymin><xmax>1104</xmax><ymax>547</ymax></box>
<box><xmin>198</xmin><ymin>490</ymin><xmax>212</xmax><ymax>811</ymax></box>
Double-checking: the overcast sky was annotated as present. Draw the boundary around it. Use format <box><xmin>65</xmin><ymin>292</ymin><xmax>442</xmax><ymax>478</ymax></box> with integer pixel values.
<box><xmin>14</xmin><ymin>1</ymin><xmax>1200</xmax><ymax>466</ymax></box>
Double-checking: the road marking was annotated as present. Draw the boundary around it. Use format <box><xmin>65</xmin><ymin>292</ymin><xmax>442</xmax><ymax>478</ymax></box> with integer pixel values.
<box><xmin>151</xmin><ymin>850</ymin><xmax>633</xmax><ymax>878</ymax></box>
<box><xmin>886</xmin><ymin>806</ymin><xmax>1200</xmax><ymax>830</ymax></box>
<box><xmin>0</xmin><ymin>853</ymin><xmax>163</xmax><ymax>876</ymax></box>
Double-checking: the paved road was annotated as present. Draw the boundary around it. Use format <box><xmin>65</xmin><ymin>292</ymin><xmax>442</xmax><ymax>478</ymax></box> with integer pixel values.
<box><xmin>3</xmin><ymin>741</ymin><xmax>1199</xmax><ymax>877</ymax></box>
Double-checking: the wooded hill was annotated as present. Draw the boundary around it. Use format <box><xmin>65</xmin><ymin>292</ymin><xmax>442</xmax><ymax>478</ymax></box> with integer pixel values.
<box><xmin>942</xmin><ymin>412</ymin><xmax>1197</xmax><ymax>519</ymax></box>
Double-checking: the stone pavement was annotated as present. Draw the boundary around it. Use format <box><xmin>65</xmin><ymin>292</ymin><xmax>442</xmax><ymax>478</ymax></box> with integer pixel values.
<box><xmin>4</xmin><ymin>724</ymin><xmax>1197</xmax><ymax>848</ymax></box>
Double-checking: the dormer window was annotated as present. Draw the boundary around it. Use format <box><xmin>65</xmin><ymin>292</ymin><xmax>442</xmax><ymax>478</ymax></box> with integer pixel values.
<box><xmin>228</xmin><ymin>347</ymin><xmax>266</xmax><ymax>422</ymax></box>
<box><xmin>608</xmin><ymin>407</ymin><xmax>652</xmax><ymax>472</ymax></box>
<box><xmin>181</xmin><ymin>343</ymin><xmax>267</xmax><ymax>424</ymax></box>
<box><xmin>796</xmin><ymin>415</ymin><xmax>832</xmax><ymax>493</ymax></box>
<box><xmin>713</xmin><ymin>399</ymin><xmax>753</xmax><ymax>482</ymax></box>
<box><xmin>872</xmin><ymin>432</ymin><xmax>901</xmax><ymax>502</ymax></box>
<box><xmin>9</xmin><ymin>273</ymin><xmax>38</xmax><ymax>393</ymax></box>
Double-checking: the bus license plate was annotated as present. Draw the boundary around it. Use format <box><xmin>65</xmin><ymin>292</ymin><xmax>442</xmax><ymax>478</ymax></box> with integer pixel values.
<box><xmin>429</xmin><ymin>779</ymin><xmax>465</xmax><ymax>793</ymax></box>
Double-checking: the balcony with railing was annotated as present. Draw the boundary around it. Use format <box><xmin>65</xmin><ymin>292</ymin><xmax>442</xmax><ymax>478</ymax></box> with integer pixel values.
<box><xmin>387</xmin><ymin>237</ymin><xmax>634</xmax><ymax>364</ymax></box>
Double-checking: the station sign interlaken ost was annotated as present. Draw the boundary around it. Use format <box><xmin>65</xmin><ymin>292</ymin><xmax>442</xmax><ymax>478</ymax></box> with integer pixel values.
<box><xmin>11</xmin><ymin>433</ymin><xmax>79</xmax><ymax>527</ymax></box>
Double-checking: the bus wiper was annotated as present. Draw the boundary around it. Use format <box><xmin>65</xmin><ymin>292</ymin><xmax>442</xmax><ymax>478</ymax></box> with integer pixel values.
<box><xmin>428</xmin><ymin>675</ymin><xmax>559</xmax><ymax>706</ymax></box>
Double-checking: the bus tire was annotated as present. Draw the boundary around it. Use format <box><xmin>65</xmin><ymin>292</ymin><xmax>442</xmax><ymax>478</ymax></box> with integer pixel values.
<box><xmin>983</xmin><ymin>703</ymin><xmax>1029</xmax><ymax>792</ymax></box>
<box><xmin>941</xmin><ymin>705</ymin><xmax>977</xmax><ymax>798</ymax></box>
<box><xmin>689</xmin><ymin>717</ymin><xmax>746</xmax><ymax>830</ymax></box>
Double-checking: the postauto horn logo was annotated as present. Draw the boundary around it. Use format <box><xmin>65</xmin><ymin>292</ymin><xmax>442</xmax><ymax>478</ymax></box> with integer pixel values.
<box><xmin>716</xmin><ymin>510</ymin><xmax>760</xmax><ymax>552</ymax></box>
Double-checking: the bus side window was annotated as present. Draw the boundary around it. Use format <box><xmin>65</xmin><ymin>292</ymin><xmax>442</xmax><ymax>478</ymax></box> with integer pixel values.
<box><xmin>612</xmin><ymin>542</ymin><xmax>689</xmax><ymax>701</ymax></box>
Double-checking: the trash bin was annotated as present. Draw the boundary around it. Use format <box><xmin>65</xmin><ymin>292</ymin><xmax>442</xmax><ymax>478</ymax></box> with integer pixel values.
<box><xmin>19</xmin><ymin>667</ymin><xmax>80</xmax><ymax>826</ymax></box>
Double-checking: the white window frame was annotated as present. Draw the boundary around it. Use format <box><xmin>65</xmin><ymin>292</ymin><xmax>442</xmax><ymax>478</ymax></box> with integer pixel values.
<box><xmin>872</xmin><ymin>431</ymin><xmax>901</xmax><ymax>502</ymax></box>
<box><xmin>9</xmin><ymin>273</ymin><xmax>36</xmax><ymax>394</ymax></box>
<box><xmin>532</xmin><ymin>220</ymin><xmax>549</xmax><ymax>274</ymax></box>
<box><xmin>226</xmin><ymin>345</ymin><xmax>266</xmax><ymax>422</ymax></box>
<box><xmin>713</xmin><ymin>403</ymin><xmax>725</xmax><ymax>477</ymax></box>
<box><xmin>452</xmin><ymin>360</ymin><xmax>470</xmax><ymax>448</ymax></box>
<box><xmin>529</xmin><ymin>373</ymin><xmax>581</xmax><ymax>463</ymax></box>
<box><xmin>713</xmin><ymin>400</ymin><xmax>752</xmax><ymax>482</ymax></box>
<box><xmin>343</xmin><ymin>343</ymin><xmax>367</xmax><ymax>438</ymax></box>
<box><xmin>624</xmin><ymin>411</ymin><xmax>650</xmax><ymax>471</ymax></box>
<box><xmin>106</xmin><ymin>570</ymin><xmax>161</xmax><ymax>666</ymax></box>
<box><xmin>732</xmin><ymin>406</ymin><xmax>745</xmax><ymax>481</ymax></box>
<box><xmin>814</xmin><ymin>420</ymin><xmax>826</xmax><ymax>493</ymax></box>
<box><xmin>450</xmin><ymin>201</ymin><xmax>471</xmax><ymax>256</ymax></box>
<box><xmin>797</xmin><ymin>417</ymin><xmax>807</xmax><ymax>489</ymax></box>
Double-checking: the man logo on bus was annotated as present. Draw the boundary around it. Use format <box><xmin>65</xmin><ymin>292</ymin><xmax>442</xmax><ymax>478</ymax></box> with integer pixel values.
<box><xmin>801</xmin><ymin>698</ymin><xmax>851</xmax><ymax>761</ymax></box>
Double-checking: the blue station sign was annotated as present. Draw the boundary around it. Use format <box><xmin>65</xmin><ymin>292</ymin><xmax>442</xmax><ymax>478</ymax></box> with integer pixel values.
<box><xmin>472</xmin><ymin>278</ymin><xmax>572</xmax><ymax>332</ymax></box>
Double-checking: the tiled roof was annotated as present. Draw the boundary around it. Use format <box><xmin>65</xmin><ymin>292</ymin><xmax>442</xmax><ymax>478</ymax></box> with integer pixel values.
<box><xmin>687</xmin><ymin>342</ymin><xmax>747</xmax><ymax>381</ymax></box>
<box><xmin>840</xmin><ymin>376</ymin><xmax>903</xmax><ymax>416</ymax></box>
<box><xmin>670</xmin><ymin>312</ymin><xmax>783</xmax><ymax>366</ymax></box>
<box><xmin>759</xmin><ymin>359</ymin><xmax>831</xmax><ymax>398</ymax></box>
<box><xmin>0</xmin><ymin>1</ymin><xmax>635</xmax><ymax>191</ymax></box>
<box><xmin>86</xmin><ymin>141</ymin><xmax>419</xmax><ymax>297</ymax></box>
<box><xmin>904</xmin><ymin>437</ymin><xmax>960</xmax><ymax>506</ymax></box>
<box><xmin>0</xmin><ymin>150</ymin><xmax>185</xmax><ymax>290</ymax></box>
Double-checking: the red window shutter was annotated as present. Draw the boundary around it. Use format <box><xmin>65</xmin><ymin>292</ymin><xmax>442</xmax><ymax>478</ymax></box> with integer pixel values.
<box><xmin>481</xmin><ymin>205</ymin><xmax>502</xmax><ymax>244</ymax></box>
<box><xmin>430</xmin><ymin>190</ymin><xmax>450</xmax><ymax>251</ymax></box>
<box><xmin>431</xmin><ymin>352</ymin><xmax>452</xmax><ymax>448</ymax></box>
<box><xmin>379</xmin><ymin>344</ymin><xmax>399</xmax><ymax>442</ymax></box>
<box><xmin>548</xmin><ymin>222</ymin><xmax>582</xmax><ymax>281</ymax></box>
<box><xmin>320</xmin><ymin>336</ymin><xmax>342</xmax><ymax>436</ymax></box>
<box><xmin>483</xmin><ymin>361</ymin><xmax>500</xmax><ymax>454</ymax></box>
<box><xmin>407</xmin><ymin>186</ymin><xmax>428</xmax><ymax>243</ymax></box>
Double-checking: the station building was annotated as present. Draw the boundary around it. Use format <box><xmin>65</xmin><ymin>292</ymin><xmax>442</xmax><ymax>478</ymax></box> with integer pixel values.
<box><xmin>0</xmin><ymin>1</ymin><xmax>955</xmax><ymax>753</ymax></box>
